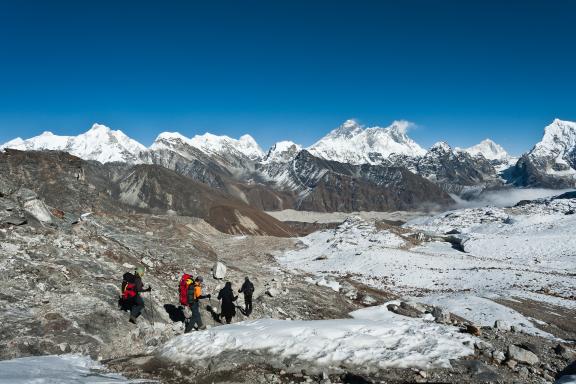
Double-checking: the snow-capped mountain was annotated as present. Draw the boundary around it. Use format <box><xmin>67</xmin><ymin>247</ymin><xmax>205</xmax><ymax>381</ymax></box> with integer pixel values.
<box><xmin>308</xmin><ymin>120</ymin><xmax>426</xmax><ymax>165</ymax></box>
<box><xmin>4</xmin><ymin>118</ymin><xmax>574</xmax><ymax>211</ymax></box>
<box><xmin>463</xmin><ymin>139</ymin><xmax>517</xmax><ymax>174</ymax></box>
<box><xmin>149</xmin><ymin>131</ymin><xmax>264</xmax><ymax>176</ymax></box>
<box><xmin>415</xmin><ymin>141</ymin><xmax>502</xmax><ymax>196</ymax></box>
<box><xmin>529</xmin><ymin>119</ymin><xmax>576</xmax><ymax>171</ymax></box>
<box><xmin>465</xmin><ymin>139</ymin><xmax>509</xmax><ymax>161</ymax></box>
<box><xmin>188</xmin><ymin>133</ymin><xmax>264</xmax><ymax>161</ymax></box>
<box><xmin>0</xmin><ymin>124</ymin><xmax>146</xmax><ymax>164</ymax></box>
<box><xmin>512</xmin><ymin>119</ymin><xmax>576</xmax><ymax>188</ymax></box>
<box><xmin>262</xmin><ymin>141</ymin><xmax>302</xmax><ymax>164</ymax></box>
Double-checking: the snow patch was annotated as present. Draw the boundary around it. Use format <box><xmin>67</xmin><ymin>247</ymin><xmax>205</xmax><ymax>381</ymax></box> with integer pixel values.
<box><xmin>156</xmin><ymin>305</ymin><xmax>474</xmax><ymax>370</ymax></box>
<box><xmin>416</xmin><ymin>293</ymin><xmax>555</xmax><ymax>338</ymax></box>
<box><xmin>0</xmin><ymin>354</ymin><xmax>153</xmax><ymax>383</ymax></box>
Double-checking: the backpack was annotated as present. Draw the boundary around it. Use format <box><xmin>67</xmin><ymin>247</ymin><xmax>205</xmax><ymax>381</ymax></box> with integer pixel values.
<box><xmin>121</xmin><ymin>272</ymin><xmax>137</xmax><ymax>300</ymax></box>
<box><xmin>179</xmin><ymin>273</ymin><xmax>193</xmax><ymax>306</ymax></box>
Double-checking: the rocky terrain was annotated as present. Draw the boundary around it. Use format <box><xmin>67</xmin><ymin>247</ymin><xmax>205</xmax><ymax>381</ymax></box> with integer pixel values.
<box><xmin>0</xmin><ymin>149</ymin><xmax>294</xmax><ymax>237</ymax></box>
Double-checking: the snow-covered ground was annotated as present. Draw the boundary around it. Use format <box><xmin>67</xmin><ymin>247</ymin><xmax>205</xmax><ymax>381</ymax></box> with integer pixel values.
<box><xmin>416</xmin><ymin>294</ymin><xmax>555</xmax><ymax>338</ymax></box>
<box><xmin>277</xmin><ymin>197</ymin><xmax>576</xmax><ymax>337</ymax></box>
<box><xmin>0</xmin><ymin>354</ymin><xmax>154</xmax><ymax>383</ymax></box>
<box><xmin>156</xmin><ymin>302</ymin><xmax>474</xmax><ymax>371</ymax></box>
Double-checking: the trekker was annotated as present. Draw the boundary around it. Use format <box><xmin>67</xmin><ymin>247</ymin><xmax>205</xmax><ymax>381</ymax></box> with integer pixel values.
<box><xmin>238</xmin><ymin>277</ymin><xmax>255</xmax><ymax>316</ymax></box>
<box><xmin>129</xmin><ymin>267</ymin><xmax>152</xmax><ymax>324</ymax></box>
<box><xmin>218</xmin><ymin>282</ymin><xmax>238</xmax><ymax>324</ymax></box>
<box><xmin>184</xmin><ymin>276</ymin><xmax>211</xmax><ymax>333</ymax></box>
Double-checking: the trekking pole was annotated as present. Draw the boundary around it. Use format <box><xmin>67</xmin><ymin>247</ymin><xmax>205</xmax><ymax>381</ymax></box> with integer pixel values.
<box><xmin>149</xmin><ymin>289</ymin><xmax>156</xmax><ymax>326</ymax></box>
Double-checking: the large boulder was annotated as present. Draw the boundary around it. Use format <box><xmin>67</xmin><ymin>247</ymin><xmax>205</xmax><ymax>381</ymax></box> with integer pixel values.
<box><xmin>212</xmin><ymin>262</ymin><xmax>227</xmax><ymax>279</ymax></box>
<box><xmin>508</xmin><ymin>345</ymin><xmax>539</xmax><ymax>366</ymax></box>
<box><xmin>432</xmin><ymin>306</ymin><xmax>451</xmax><ymax>324</ymax></box>
<box><xmin>387</xmin><ymin>303</ymin><xmax>422</xmax><ymax>318</ymax></box>
<box><xmin>14</xmin><ymin>188</ymin><xmax>53</xmax><ymax>223</ymax></box>
<box><xmin>266</xmin><ymin>287</ymin><xmax>280</xmax><ymax>297</ymax></box>
<box><xmin>400</xmin><ymin>301</ymin><xmax>427</xmax><ymax>315</ymax></box>
<box><xmin>339</xmin><ymin>281</ymin><xmax>358</xmax><ymax>300</ymax></box>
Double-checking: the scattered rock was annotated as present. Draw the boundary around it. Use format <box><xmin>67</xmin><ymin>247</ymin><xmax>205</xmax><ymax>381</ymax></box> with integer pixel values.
<box><xmin>465</xmin><ymin>324</ymin><xmax>482</xmax><ymax>336</ymax></box>
<box><xmin>456</xmin><ymin>360</ymin><xmax>502</xmax><ymax>382</ymax></box>
<box><xmin>266</xmin><ymin>287</ymin><xmax>280</xmax><ymax>297</ymax></box>
<box><xmin>494</xmin><ymin>320</ymin><xmax>511</xmax><ymax>332</ymax></box>
<box><xmin>141</xmin><ymin>257</ymin><xmax>155</xmax><ymax>268</ymax></box>
<box><xmin>506</xmin><ymin>359</ymin><xmax>518</xmax><ymax>369</ymax></box>
<box><xmin>339</xmin><ymin>282</ymin><xmax>358</xmax><ymax>300</ymax></box>
<box><xmin>518</xmin><ymin>366</ymin><xmax>530</xmax><ymax>377</ymax></box>
<box><xmin>51</xmin><ymin>208</ymin><xmax>65</xmax><ymax>219</ymax></box>
<box><xmin>361</xmin><ymin>295</ymin><xmax>377</xmax><ymax>306</ymax></box>
<box><xmin>492</xmin><ymin>350</ymin><xmax>505</xmax><ymax>364</ymax></box>
<box><xmin>508</xmin><ymin>345</ymin><xmax>539</xmax><ymax>366</ymax></box>
<box><xmin>432</xmin><ymin>306</ymin><xmax>451</xmax><ymax>324</ymax></box>
<box><xmin>400</xmin><ymin>301</ymin><xmax>427</xmax><ymax>315</ymax></box>
<box><xmin>387</xmin><ymin>303</ymin><xmax>422</xmax><ymax>318</ymax></box>
<box><xmin>474</xmin><ymin>341</ymin><xmax>493</xmax><ymax>351</ymax></box>
<box><xmin>554</xmin><ymin>344</ymin><xmax>576</xmax><ymax>360</ymax></box>
<box><xmin>2</xmin><ymin>216</ymin><xmax>26</xmax><ymax>226</ymax></box>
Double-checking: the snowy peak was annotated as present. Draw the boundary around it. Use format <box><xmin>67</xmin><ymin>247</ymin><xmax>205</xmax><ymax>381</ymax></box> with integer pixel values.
<box><xmin>189</xmin><ymin>132</ymin><xmax>264</xmax><ymax>160</ymax></box>
<box><xmin>466</xmin><ymin>139</ymin><xmax>509</xmax><ymax>161</ymax></box>
<box><xmin>326</xmin><ymin>119</ymin><xmax>364</xmax><ymax>139</ymax></box>
<box><xmin>522</xmin><ymin>118</ymin><xmax>576</xmax><ymax>178</ymax></box>
<box><xmin>532</xmin><ymin>119</ymin><xmax>576</xmax><ymax>157</ymax></box>
<box><xmin>150</xmin><ymin>131</ymin><xmax>193</xmax><ymax>151</ymax></box>
<box><xmin>237</xmin><ymin>134</ymin><xmax>265</xmax><ymax>160</ymax></box>
<box><xmin>0</xmin><ymin>137</ymin><xmax>24</xmax><ymax>148</ymax></box>
<box><xmin>151</xmin><ymin>131</ymin><xmax>265</xmax><ymax>161</ymax></box>
<box><xmin>308</xmin><ymin>119</ymin><xmax>425</xmax><ymax>165</ymax></box>
<box><xmin>0</xmin><ymin>123</ymin><xmax>146</xmax><ymax>164</ymax></box>
<box><xmin>87</xmin><ymin>123</ymin><xmax>111</xmax><ymax>133</ymax></box>
<box><xmin>262</xmin><ymin>140</ymin><xmax>302</xmax><ymax>163</ymax></box>
<box><xmin>73</xmin><ymin>123</ymin><xmax>146</xmax><ymax>163</ymax></box>
<box><xmin>430</xmin><ymin>141</ymin><xmax>452</xmax><ymax>153</ymax></box>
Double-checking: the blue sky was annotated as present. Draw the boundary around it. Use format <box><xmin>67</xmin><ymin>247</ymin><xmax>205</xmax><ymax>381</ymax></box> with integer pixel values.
<box><xmin>0</xmin><ymin>0</ymin><xmax>574</xmax><ymax>155</ymax></box>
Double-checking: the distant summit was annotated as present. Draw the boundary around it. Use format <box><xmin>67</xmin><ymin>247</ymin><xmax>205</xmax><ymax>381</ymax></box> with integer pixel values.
<box><xmin>308</xmin><ymin>119</ymin><xmax>426</xmax><ymax>165</ymax></box>
<box><xmin>0</xmin><ymin>123</ymin><xmax>146</xmax><ymax>163</ymax></box>
<box><xmin>465</xmin><ymin>139</ymin><xmax>510</xmax><ymax>161</ymax></box>
<box><xmin>512</xmin><ymin>119</ymin><xmax>576</xmax><ymax>188</ymax></box>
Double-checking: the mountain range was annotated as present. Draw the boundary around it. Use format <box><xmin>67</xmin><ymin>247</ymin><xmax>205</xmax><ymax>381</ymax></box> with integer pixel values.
<box><xmin>2</xmin><ymin>118</ymin><xmax>575</xmax><ymax>214</ymax></box>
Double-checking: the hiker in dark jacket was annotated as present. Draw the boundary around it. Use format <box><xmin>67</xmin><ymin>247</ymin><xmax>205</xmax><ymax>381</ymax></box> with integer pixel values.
<box><xmin>184</xmin><ymin>276</ymin><xmax>211</xmax><ymax>333</ymax></box>
<box><xmin>130</xmin><ymin>267</ymin><xmax>151</xmax><ymax>324</ymax></box>
<box><xmin>218</xmin><ymin>282</ymin><xmax>238</xmax><ymax>324</ymax></box>
<box><xmin>238</xmin><ymin>277</ymin><xmax>254</xmax><ymax>316</ymax></box>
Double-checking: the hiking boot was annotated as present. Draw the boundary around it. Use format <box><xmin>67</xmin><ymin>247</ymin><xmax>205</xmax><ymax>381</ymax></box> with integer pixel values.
<box><xmin>199</xmin><ymin>324</ymin><xmax>207</xmax><ymax>330</ymax></box>
<box><xmin>129</xmin><ymin>316</ymin><xmax>137</xmax><ymax>324</ymax></box>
